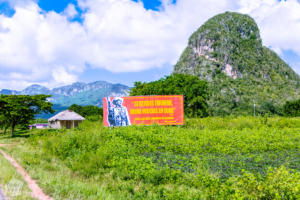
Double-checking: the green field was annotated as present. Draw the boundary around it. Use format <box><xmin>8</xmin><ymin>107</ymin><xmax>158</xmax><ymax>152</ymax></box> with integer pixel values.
<box><xmin>0</xmin><ymin>117</ymin><xmax>299</xmax><ymax>199</ymax></box>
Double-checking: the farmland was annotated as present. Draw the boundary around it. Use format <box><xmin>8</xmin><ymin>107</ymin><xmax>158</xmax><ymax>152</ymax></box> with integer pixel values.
<box><xmin>0</xmin><ymin>117</ymin><xmax>299</xmax><ymax>199</ymax></box>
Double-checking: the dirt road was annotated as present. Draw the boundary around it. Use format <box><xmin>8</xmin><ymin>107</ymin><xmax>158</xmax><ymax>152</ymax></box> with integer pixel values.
<box><xmin>0</xmin><ymin>144</ymin><xmax>53</xmax><ymax>200</ymax></box>
<box><xmin>0</xmin><ymin>186</ymin><xmax>6</xmax><ymax>200</ymax></box>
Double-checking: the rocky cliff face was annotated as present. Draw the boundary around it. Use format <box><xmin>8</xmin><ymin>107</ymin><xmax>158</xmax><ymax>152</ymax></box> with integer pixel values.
<box><xmin>21</xmin><ymin>84</ymin><xmax>51</xmax><ymax>95</ymax></box>
<box><xmin>0</xmin><ymin>81</ymin><xmax>130</xmax><ymax>107</ymax></box>
<box><xmin>174</xmin><ymin>12</ymin><xmax>300</xmax><ymax>115</ymax></box>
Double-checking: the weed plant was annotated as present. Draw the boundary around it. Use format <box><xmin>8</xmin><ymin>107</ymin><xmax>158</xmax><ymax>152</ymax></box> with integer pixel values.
<box><xmin>3</xmin><ymin>117</ymin><xmax>300</xmax><ymax>199</ymax></box>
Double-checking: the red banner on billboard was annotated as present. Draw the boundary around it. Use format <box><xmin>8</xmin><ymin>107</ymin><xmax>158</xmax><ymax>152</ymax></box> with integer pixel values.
<box><xmin>103</xmin><ymin>95</ymin><xmax>184</xmax><ymax>127</ymax></box>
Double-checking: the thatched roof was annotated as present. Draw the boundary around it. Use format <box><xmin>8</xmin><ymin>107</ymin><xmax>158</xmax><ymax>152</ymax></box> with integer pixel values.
<box><xmin>48</xmin><ymin>110</ymin><xmax>85</xmax><ymax>122</ymax></box>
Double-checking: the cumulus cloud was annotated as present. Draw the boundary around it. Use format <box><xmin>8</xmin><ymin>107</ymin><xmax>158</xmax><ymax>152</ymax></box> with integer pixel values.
<box><xmin>245</xmin><ymin>0</ymin><xmax>300</xmax><ymax>55</ymax></box>
<box><xmin>0</xmin><ymin>2</ymin><xmax>86</xmax><ymax>89</ymax></box>
<box><xmin>0</xmin><ymin>0</ymin><xmax>299</xmax><ymax>90</ymax></box>
<box><xmin>52</xmin><ymin>66</ymin><xmax>78</xmax><ymax>84</ymax></box>
<box><xmin>63</xmin><ymin>4</ymin><xmax>78</xmax><ymax>19</ymax></box>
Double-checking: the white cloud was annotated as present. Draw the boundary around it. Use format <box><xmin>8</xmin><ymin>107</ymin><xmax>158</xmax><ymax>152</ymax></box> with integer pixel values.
<box><xmin>247</xmin><ymin>0</ymin><xmax>300</xmax><ymax>56</ymax></box>
<box><xmin>63</xmin><ymin>4</ymin><xmax>78</xmax><ymax>19</ymax></box>
<box><xmin>0</xmin><ymin>0</ymin><xmax>299</xmax><ymax>90</ymax></box>
<box><xmin>52</xmin><ymin>66</ymin><xmax>78</xmax><ymax>85</ymax></box>
<box><xmin>0</xmin><ymin>2</ymin><xmax>86</xmax><ymax>89</ymax></box>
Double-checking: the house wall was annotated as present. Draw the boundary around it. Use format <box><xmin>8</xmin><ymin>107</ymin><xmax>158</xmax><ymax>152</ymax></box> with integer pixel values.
<box><xmin>36</xmin><ymin>125</ymin><xmax>48</xmax><ymax>129</ymax></box>
<box><xmin>48</xmin><ymin>120</ymin><xmax>83</xmax><ymax>129</ymax></box>
<box><xmin>48</xmin><ymin>121</ymin><xmax>61</xmax><ymax>129</ymax></box>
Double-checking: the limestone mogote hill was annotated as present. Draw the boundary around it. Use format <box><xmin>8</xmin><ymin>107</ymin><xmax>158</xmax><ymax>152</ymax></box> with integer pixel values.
<box><xmin>173</xmin><ymin>12</ymin><xmax>300</xmax><ymax>116</ymax></box>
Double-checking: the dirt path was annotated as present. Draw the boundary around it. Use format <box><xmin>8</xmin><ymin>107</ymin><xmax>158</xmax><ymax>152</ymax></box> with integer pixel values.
<box><xmin>0</xmin><ymin>144</ymin><xmax>53</xmax><ymax>200</ymax></box>
<box><xmin>0</xmin><ymin>186</ymin><xmax>6</xmax><ymax>200</ymax></box>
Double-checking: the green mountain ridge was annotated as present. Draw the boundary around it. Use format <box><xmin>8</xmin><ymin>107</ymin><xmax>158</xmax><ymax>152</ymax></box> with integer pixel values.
<box><xmin>0</xmin><ymin>81</ymin><xmax>130</xmax><ymax>107</ymax></box>
<box><xmin>174</xmin><ymin>12</ymin><xmax>300</xmax><ymax>115</ymax></box>
<box><xmin>1</xmin><ymin>81</ymin><xmax>130</xmax><ymax>118</ymax></box>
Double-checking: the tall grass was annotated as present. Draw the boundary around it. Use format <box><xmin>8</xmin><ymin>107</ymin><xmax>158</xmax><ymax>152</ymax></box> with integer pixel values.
<box><xmin>0</xmin><ymin>151</ymin><xmax>33</xmax><ymax>200</ymax></box>
<box><xmin>3</xmin><ymin>117</ymin><xmax>300</xmax><ymax>199</ymax></box>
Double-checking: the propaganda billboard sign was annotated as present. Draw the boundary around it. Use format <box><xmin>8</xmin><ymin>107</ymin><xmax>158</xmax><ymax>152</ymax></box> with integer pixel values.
<box><xmin>103</xmin><ymin>95</ymin><xmax>184</xmax><ymax>127</ymax></box>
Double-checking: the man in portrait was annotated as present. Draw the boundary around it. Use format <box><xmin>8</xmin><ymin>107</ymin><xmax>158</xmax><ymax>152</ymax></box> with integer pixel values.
<box><xmin>107</xmin><ymin>97</ymin><xmax>131</xmax><ymax>126</ymax></box>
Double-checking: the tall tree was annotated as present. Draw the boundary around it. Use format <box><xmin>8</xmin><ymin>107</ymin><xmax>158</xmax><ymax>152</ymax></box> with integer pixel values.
<box><xmin>0</xmin><ymin>95</ymin><xmax>54</xmax><ymax>137</ymax></box>
<box><xmin>130</xmin><ymin>74</ymin><xmax>209</xmax><ymax>117</ymax></box>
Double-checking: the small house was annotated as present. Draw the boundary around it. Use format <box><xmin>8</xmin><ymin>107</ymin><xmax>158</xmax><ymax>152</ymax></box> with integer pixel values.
<box><xmin>48</xmin><ymin>110</ymin><xmax>85</xmax><ymax>129</ymax></box>
<box><xmin>29</xmin><ymin>123</ymin><xmax>48</xmax><ymax>129</ymax></box>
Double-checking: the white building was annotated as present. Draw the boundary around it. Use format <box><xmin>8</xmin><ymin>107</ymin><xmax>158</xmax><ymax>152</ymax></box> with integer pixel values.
<box><xmin>48</xmin><ymin>110</ymin><xmax>85</xmax><ymax>129</ymax></box>
<box><xmin>29</xmin><ymin>123</ymin><xmax>48</xmax><ymax>129</ymax></box>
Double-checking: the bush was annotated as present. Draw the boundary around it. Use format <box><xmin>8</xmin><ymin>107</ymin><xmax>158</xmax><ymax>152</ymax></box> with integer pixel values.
<box><xmin>283</xmin><ymin>99</ymin><xmax>300</xmax><ymax>117</ymax></box>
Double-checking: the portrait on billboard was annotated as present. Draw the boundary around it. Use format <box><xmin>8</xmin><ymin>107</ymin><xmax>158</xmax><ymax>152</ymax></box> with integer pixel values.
<box><xmin>103</xmin><ymin>95</ymin><xmax>184</xmax><ymax>127</ymax></box>
<box><xmin>106</xmin><ymin>97</ymin><xmax>131</xmax><ymax>127</ymax></box>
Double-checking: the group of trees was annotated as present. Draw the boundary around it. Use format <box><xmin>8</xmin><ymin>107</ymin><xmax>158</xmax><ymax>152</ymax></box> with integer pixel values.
<box><xmin>68</xmin><ymin>104</ymin><xmax>103</xmax><ymax>121</ymax></box>
<box><xmin>0</xmin><ymin>94</ymin><xmax>103</xmax><ymax>137</ymax></box>
<box><xmin>0</xmin><ymin>95</ymin><xmax>53</xmax><ymax>137</ymax></box>
<box><xmin>130</xmin><ymin>73</ymin><xmax>300</xmax><ymax>117</ymax></box>
<box><xmin>130</xmin><ymin>74</ymin><xmax>209</xmax><ymax>117</ymax></box>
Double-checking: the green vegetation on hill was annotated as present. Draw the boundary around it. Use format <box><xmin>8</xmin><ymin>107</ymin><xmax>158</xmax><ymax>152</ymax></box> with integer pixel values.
<box><xmin>1</xmin><ymin>117</ymin><xmax>299</xmax><ymax>199</ymax></box>
<box><xmin>173</xmin><ymin>12</ymin><xmax>300</xmax><ymax>116</ymax></box>
<box><xmin>130</xmin><ymin>74</ymin><xmax>209</xmax><ymax>117</ymax></box>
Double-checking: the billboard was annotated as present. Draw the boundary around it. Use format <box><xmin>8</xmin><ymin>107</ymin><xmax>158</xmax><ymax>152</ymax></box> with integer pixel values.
<box><xmin>103</xmin><ymin>95</ymin><xmax>184</xmax><ymax>127</ymax></box>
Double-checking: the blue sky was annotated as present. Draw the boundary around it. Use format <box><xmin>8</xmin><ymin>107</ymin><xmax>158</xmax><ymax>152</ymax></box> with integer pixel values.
<box><xmin>38</xmin><ymin>0</ymin><xmax>163</xmax><ymax>12</ymax></box>
<box><xmin>0</xmin><ymin>0</ymin><xmax>299</xmax><ymax>90</ymax></box>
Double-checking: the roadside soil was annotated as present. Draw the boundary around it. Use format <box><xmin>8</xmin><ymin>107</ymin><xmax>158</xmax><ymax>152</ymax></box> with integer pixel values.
<box><xmin>0</xmin><ymin>144</ymin><xmax>53</xmax><ymax>200</ymax></box>
<box><xmin>0</xmin><ymin>185</ymin><xmax>6</xmax><ymax>200</ymax></box>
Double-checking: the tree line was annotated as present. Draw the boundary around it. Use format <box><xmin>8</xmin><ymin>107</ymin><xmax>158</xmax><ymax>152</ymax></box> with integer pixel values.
<box><xmin>68</xmin><ymin>104</ymin><xmax>103</xmax><ymax>121</ymax></box>
<box><xmin>1</xmin><ymin>74</ymin><xmax>299</xmax><ymax>137</ymax></box>
<box><xmin>130</xmin><ymin>74</ymin><xmax>300</xmax><ymax>117</ymax></box>
<box><xmin>130</xmin><ymin>74</ymin><xmax>209</xmax><ymax>117</ymax></box>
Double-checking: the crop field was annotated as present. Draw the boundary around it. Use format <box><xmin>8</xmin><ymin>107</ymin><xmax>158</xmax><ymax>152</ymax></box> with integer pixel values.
<box><xmin>0</xmin><ymin>117</ymin><xmax>299</xmax><ymax>199</ymax></box>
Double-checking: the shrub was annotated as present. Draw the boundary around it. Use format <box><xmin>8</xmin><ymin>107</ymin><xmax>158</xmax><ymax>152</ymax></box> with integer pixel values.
<box><xmin>283</xmin><ymin>99</ymin><xmax>300</xmax><ymax>117</ymax></box>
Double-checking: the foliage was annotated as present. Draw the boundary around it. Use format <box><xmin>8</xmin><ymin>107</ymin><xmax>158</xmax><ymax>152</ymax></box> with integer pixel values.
<box><xmin>68</xmin><ymin>104</ymin><xmax>103</xmax><ymax>120</ymax></box>
<box><xmin>283</xmin><ymin>99</ymin><xmax>300</xmax><ymax>117</ymax></box>
<box><xmin>30</xmin><ymin>118</ymin><xmax>48</xmax><ymax>124</ymax></box>
<box><xmin>173</xmin><ymin>12</ymin><xmax>300</xmax><ymax>116</ymax></box>
<box><xmin>0</xmin><ymin>95</ymin><xmax>53</xmax><ymax>137</ymax></box>
<box><xmin>0</xmin><ymin>114</ymin><xmax>10</xmax><ymax>134</ymax></box>
<box><xmin>130</xmin><ymin>74</ymin><xmax>209</xmax><ymax>117</ymax></box>
<box><xmin>18</xmin><ymin>117</ymin><xmax>300</xmax><ymax>199</ymax></box>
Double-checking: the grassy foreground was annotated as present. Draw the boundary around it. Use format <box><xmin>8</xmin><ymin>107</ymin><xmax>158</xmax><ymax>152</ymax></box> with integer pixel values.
<box><xmin>0</xmin><ymin>147</ymin><xmax>33</xmax><ymax>200</ymax></box>
<box><xmin>0</xmin><ymin>117</ymin><xmax>299</xmax><ymax>199</ymax></box>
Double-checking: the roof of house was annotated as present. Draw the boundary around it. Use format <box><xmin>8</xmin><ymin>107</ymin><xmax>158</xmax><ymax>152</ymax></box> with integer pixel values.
<box><xmin>48</xmin><ymin>110</ymin><xmax>85</xmax><ymax>122</ymax></box>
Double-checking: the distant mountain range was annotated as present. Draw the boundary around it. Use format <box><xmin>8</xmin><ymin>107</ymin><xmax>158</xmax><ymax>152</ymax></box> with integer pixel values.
<box><xmin>0</xmin><ymin>81</ymin><xmax>130</xmax><ymax>108</ymax></box>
